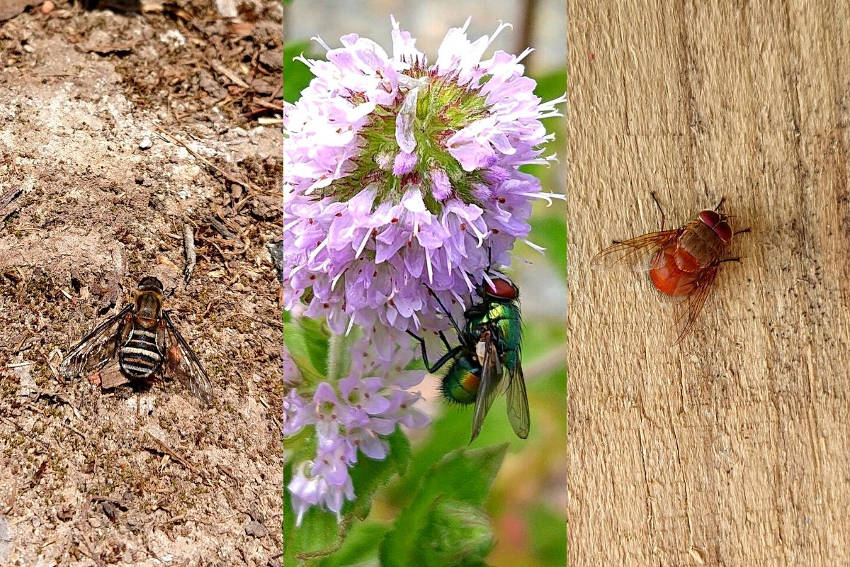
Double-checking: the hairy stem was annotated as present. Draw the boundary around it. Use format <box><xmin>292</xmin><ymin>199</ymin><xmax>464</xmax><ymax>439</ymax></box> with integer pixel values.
<box><xmin>326</xmin><ymin>332</ymin><xmax>345</xmax><ymax>382</ymax></box>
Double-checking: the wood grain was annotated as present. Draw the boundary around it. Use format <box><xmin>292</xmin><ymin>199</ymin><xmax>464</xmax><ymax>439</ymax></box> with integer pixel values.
<box><xmin>567</xmin><ymin>2</ymin><xmax>850</xmax><ymax>565</ymax></box>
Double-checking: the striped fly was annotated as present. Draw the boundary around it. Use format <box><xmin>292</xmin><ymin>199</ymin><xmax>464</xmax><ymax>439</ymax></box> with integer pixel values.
<box><xmin>59</xmin><ymin>276</ymin><xmax>213</xmax><ymax>405</ymax></box>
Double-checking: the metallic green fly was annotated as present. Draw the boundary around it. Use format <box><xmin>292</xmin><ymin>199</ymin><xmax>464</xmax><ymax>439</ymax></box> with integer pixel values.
<box><xmin>408</xmin><ymin>274</ymin><xmax>529</xmax><ymax>443</ymax></box>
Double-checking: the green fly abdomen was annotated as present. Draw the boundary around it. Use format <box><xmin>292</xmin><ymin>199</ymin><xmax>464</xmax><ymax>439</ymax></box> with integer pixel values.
<box><xmin>441</xmin><ymin>357</ymin><xmax>480</xmax><ymax>405</ymax></box>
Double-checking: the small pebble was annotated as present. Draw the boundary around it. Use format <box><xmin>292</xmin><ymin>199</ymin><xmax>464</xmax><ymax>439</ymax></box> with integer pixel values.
<box><xmin>139</xmin><ymin>136</ymin><xmax>152</xmax><ymax>150</ymax></box>
<box><xmin>244</xmin><ymin>520</ymin><xmax>268</xmax><ymax>538</ymax></box>
<box><xmin>40</xmin><ymin>0</ymin><xmax>54</xmax><ymax>13</ymax></box>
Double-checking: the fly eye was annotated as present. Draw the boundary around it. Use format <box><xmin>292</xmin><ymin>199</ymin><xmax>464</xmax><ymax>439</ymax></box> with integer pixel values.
<box><xmin>714</xmin><ymin>221</ymin><xmax>733</xmax><ymax>244</ymax></box>
<box><xmin>698</xmin><ymin>209</ymin><xmax>721</xmax><ymax>228</ymax></box>
<box><xmin>486</xmin><ymin>278</ymin><xmax>518</xmax><ymax>300</ymax></box>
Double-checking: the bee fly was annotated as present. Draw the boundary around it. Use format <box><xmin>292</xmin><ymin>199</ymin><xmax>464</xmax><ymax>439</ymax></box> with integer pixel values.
<box><xmin>59</xmin><ymin>276</ymin><xmax>213</xmax><ymax>405</ymax></box>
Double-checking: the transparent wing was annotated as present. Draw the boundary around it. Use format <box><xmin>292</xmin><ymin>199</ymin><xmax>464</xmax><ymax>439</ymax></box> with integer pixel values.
<box><xmin>673</xmin><ymin>264</ymin><xmax>719</xmax><ymax>344</ymax></box>
<box><xmin>469</xmin><ymin>337</ymin><xmax>502</xmax><ymax>443</ymax></box>
<box><xmin>163</xmin><ymin>310</ymin><xmax>213</xmax><ymax>406</ymax></box>
<box><xmin>590</xmin><ymin>230</ymin><xmax>680</xmax><ymax>272</ymax></box>
<box><xmin>58</xmin><ymin>305</ymin><xmax>132</xmax><ymax>379</ymax></box>
<box><xmin>506</xmin><ymin>364</ymin><xmax>530</xmax><ymax>439</ymax></box>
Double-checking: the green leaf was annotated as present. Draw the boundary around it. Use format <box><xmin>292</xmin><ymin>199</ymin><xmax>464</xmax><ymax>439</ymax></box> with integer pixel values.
<box><xmin>284</xmin><ymin>41</ymin><xmax>316</xmax><ymax>103</ymax></box>
<box><xmin>284</xmin><ymin>430</ymin><xmax>413</xmax><ymax>565</ymax></box>
<box><xmin>379</xmin><ymin>444</ymin><xmax>508</xmax><ymax>567</ymax></box>
<box><xmin>317</xmin><ymin>522</ymin><xmax>389</xmax><ymax>567</ymax></box>
<box><xmin>283</xmin><ymin>316</ymin><xmax>329</xmax><ymax>385</ymax></box>
<box><xmin>345</xmin><ymin>430</ymin><xmax>411</xmax><ymax>520</ymax></box>
<box><xmin>284</xmin><ymin>462</ymin><xmax>340</xmax><ymax>567</ymax></box>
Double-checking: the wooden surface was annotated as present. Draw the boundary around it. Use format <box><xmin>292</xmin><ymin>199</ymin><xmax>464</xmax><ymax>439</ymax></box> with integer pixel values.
<box><xmin>567</xmin><ymin>2</ymin><xmax>850</xmax><ymax>565</ymax></box>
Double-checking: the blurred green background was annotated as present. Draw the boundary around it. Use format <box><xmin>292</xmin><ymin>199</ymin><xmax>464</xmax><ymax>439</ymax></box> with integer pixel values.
<box><xmin>284</xmin><ymin>1</ymin><xmax>566</xmax><ymax>565</ymax></box>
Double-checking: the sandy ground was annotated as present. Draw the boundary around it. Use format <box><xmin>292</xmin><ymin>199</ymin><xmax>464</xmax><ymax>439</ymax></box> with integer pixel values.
<box><xmin>0</xmin><ymin>1</ymin><xmax>282</xmax><ymax>565</ymax></box>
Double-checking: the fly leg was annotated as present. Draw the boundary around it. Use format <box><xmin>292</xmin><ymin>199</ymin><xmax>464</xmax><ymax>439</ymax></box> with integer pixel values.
<box><xmin>424</xmin><ymin>287</ymin><xmax>465</xmax><ymax>340</ymax></box>
<box><xmin>714</xmin><ymin>196</ymin><xmax>726</xmax><ymax>212</ymax></box>
<box><xmin>436</xmin><ymin>330</ymin><xmax>453</xmax><ymax>351</ymax></box>
<box><xmin>406</xmin><ymin>330</ymin><xmax>462</xmax><ymax>374</ymax></box>
<box><xmin>734</xmin><ymin>228</ymin><xmax>751</xmax><ymax>235</ymax></box>
<box><xmin>650</xmin><ymin>191</ymin><xmax>667</xmax><ymax>230</ymax></box>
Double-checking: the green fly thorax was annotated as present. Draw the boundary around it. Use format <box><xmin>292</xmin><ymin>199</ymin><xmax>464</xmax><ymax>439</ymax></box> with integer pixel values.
<box><xmin>465</xmin><ymin>301</ymin><xmax>522</xmax><ymax>355</ymax></box>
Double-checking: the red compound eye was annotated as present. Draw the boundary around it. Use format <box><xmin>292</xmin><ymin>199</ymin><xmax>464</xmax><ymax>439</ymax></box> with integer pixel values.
<box><xmin>698</xmin><ymin>210</ymin><xmax>732</xmax><ymax>244</ymax></box>
<box><xmin>486</xmin><ymin>278</ymin><xmax>518</xmax><ymax>300</ymax></box>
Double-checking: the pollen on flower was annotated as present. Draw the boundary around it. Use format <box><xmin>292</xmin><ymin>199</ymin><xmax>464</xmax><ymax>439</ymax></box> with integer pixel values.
<box><xmin>284</xmin><ymin>17</ymin><xmax>565</xmax><ymax>341</ymax></box>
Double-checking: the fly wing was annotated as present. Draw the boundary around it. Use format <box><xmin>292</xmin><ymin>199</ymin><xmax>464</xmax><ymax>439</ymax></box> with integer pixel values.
<box><xmin>469</xmin><ymin>337</ymin><xmax>502</xmax><ymax>443</ymax></box>
<box><xmin>505</xmin><ymin>364</ymin><xmax>530</xmax><ymax>439</ymax></box>
<box><xmin>591</xmin><ymin>230</ymin><xmax>680</xmax><ymax>272</ymax></box>
<box><xmin>162</xmin><ymin>310</ymin><xmax>213</xmax><ymax>406</ymax></box>
<box><xmin>673</xmin><ymin>264</ymin><xmax>719</xmax><ymax>343</ymax></box>
<box><xmin>59</xmin><ymin>305</ymin><xmax>132</xmax><ymax>379</ymax></box>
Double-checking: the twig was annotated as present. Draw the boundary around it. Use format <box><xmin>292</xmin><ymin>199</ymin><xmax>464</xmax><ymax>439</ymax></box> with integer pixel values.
<box><xmin>517</xmin><ymin>0</ymin><xmax>538</xmax><ymax>70</ymax></box>
<box><xmin>78</xmin><ymin>498</ymin><xmax>107</xmax><ymax>567</ymax></box>
<box><xmin>0</xmin><ymin>415</ymin><xmax>51</xmax><ymax>451</ymax></box>
<box><xmin>250</xmin><ymin>99</ymin><xmax>282</xmax><ymax>112</ymax></box>
<box><xmin>209</xmin><ymin>59</ymin><xmax>250</xmax><ymax>89</ymax></box>
<box><xmin>183</xmin><ymin>224</ymin><xmax>196</xmax><ymax>284</ymax></box>
<box><xmin>143</xmin><ymin>431</ymin><xmax>210</xmax><ymax>486</ymax></box>
<box><xmin>200</xmin><ymin>298</ymin><xmax>218</xmax><ymax>318</ymax></box>
<box><xmin>153</xmin><ymin>126</ymin><xmax>262</xmax><ymax>195</ymax></box>
<box><xmin>206</xmin><ymin>240</ymin><xmax>231</xmax><ymax>274</ymax></box>
<box><xmin>59</xmin><ymin>420</ymin><xmax>87</xmax><ymax>441</ymax></box>
<box><xmin>0</xmin><ymin>185</ymin><xmax>22</xmax><ymax>221</ymax></box>
<box><xmin>524</xmin><ymin>343</ymin><xmax>566</xmax><ymax>381</ymax></box>
<box><xmin>205</xmin><ymin>216</ymin><xmax>236</xmax><ymax>240</ymax></box>
<box><xmin>157</xmin><ymin>514</ymin><xmax>187</xmax><ymax>527</ymax></box>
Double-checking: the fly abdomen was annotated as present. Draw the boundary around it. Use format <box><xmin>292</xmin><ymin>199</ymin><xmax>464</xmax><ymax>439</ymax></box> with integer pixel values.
<box><xmin>119</xmin><ymin>328</ymin><xmax>163</xmax><ymax>379</ymax></box>
<box><xmin>441</xmin><ymin>357</ymin><xmax>480</xmax><ymax>405</ymax></box>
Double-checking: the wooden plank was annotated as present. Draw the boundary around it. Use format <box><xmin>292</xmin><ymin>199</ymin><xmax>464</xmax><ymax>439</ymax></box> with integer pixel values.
<box><xmin>567</xmin><ymin>1</ymin><xmax>850</xmax><ymax>565</ymax></box>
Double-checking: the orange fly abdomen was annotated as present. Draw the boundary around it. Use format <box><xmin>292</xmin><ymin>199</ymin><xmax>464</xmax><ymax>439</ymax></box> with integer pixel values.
<box><xmin>649</xmin><ymin>246</ymin><xmax>700</xmax><ymax>296</ymax></box>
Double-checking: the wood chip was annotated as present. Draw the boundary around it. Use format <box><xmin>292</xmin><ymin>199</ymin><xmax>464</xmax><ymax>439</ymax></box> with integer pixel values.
<box><xmin>209</xmin><ymin>59</ymin><xmax>250</xmax><ymax>89</ymax></box>
<box><xmin>90</xmin><ymin>362</ymin><xmax>129</xmax><ymax>389</ymax></box>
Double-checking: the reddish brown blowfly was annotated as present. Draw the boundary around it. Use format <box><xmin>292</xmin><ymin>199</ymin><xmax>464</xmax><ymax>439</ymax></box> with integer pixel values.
<box><xmin>592</xmin><ymin>193</ymin><xmax>749</xmax><ymax>342</ymax></box>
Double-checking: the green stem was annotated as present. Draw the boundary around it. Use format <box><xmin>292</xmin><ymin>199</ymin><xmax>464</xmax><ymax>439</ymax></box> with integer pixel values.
<box><xmin>326</xmin><ymin>332</ymin><xmax>345</xmax><ymax>382</ymax></box>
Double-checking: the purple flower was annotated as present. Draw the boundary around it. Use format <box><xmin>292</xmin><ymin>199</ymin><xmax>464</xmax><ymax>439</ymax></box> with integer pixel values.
<box><xmin>283</xmin><ymin>345</ymin><xmax>301</xmax><ymax>387</ymax></box>
<box><xmin>289</xmin><ymin>461</ymin><xmax>355</xmax><ymax>526</ymax></box>
<box><xmin>286</xmin><ymin>339</ymin><xmax>429</xmax><ymax>524</ymax></box>
<box><xmin>283</xmin><ymin>389</ymin><xmax>313</xmax><ymax>437</ymax></box>
<box><xmin>284</xmin><ymin>18</ymin><xmax>564</xmax><ymax>339</ymax></box>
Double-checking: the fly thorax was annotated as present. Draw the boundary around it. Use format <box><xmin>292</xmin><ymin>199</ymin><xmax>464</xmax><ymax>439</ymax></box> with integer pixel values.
<box><xmin>135</xmin><ymin>292</ymin><xmax>162</xmax><ymax>321</ymax></box>
<box><xmin>679</xmin><ymin>221</ymin><xmax>724</xmax><ymax>266</ymax></box>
